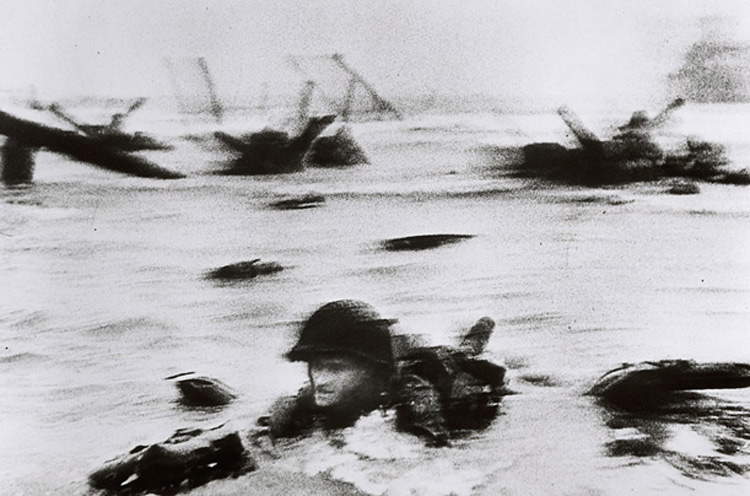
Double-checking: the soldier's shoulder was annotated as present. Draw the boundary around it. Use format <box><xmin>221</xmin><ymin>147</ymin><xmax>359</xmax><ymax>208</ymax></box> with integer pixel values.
<box><xmin>258</xmin><ymin>386</ymin><xmax>316</xmax><ymax>438</ymax></box>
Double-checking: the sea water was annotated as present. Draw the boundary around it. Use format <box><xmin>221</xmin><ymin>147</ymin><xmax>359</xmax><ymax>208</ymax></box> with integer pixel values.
<box><xmin>1</xmin><ymin>105</ymin><xmax>749</xmax><ymax>495</ymax></box>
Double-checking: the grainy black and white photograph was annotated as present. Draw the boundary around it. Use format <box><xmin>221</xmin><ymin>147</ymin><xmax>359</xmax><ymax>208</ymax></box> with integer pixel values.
<box><xmin>2</xmin><ymin>1</ymin><xmax>750</xmax><ymax>494</ymax></box>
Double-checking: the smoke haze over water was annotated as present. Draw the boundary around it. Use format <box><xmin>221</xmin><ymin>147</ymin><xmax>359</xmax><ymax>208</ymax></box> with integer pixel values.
<box><xmin>2</xmin><ymin>0</ymin><xmax>749</xmax><ymax>110</ymax></box>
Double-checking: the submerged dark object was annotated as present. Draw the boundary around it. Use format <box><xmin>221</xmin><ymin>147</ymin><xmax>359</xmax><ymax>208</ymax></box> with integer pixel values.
<box><xmin>666</xmin><ymin>181</ymin><xmax>701</xmax><ymax>195</ymax></box>
<box><xmin>0</xmin><ymin>109</ymin><xmax>184</xmax><ymax>184</ymax></box>
<box><xmin>382</xmin><ymin>234</ymin><xmax>475</xmax><ymax>251</ymax></box>
<box><xmin>214</xmin><ymin>115</ymin><xmax>336</xmax><ymax>175</ymax></box>
<box><xmin>174</xmin><ymin>375</ymin><xmax>237</xmax><ymax>407</ymax></box>
<box><xmin>307</xmin><ymin>126</ymin><xmax>369</xmax><ymax>166</ymax></box>
<box><xmin>207</xmin><ymin>259</ymin><xmax>284</xmax><ymax>280</ymax></box>
<box><xmin>88</xmin><ymin>425</ymin><xmax>255</xmax><ymax>495</ymax></box>
<box><xmin>587</xmin><ymin>359</ymin><xmax>750</xmax><ymax>410</ymax></box>
<box><xmin>269</xmin><ymin>194</ymin><xmax>325</xmax><ymax>210</ymax></box>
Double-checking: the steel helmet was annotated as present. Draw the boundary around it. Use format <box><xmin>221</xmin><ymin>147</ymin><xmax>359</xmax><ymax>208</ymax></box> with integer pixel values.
<box><xmin>286</xmin><ymin>300</ymin><xmax>396</xmax><ymax>366</ymax></box>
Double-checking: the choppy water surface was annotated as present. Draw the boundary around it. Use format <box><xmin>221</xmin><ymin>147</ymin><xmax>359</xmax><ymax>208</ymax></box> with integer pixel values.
<box><xmin>1</xmin><ymin>106</ymin><xmax>749</xmax><ymax>495</ymax></box>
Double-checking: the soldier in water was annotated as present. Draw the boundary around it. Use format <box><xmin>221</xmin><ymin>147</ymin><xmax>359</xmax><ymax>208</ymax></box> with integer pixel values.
<box><xmin>256</xmin><ymin>300</ymin><xmax>507</xmax><ymax>447</ymax></box>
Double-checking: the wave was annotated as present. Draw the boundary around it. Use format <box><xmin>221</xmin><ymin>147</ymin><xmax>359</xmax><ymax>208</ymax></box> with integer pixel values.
<box><xmin>0</xmin><ymin>309</ymin><xmax>50</xmax><ymax>330</ymax></box>
<box><xmin>497</xmin><ymin>312</ymin><xmax>564</xmax><ymax>328</ymax></box>
<box><xmin>0</xmin><ymin>352</ymin><xmax>48</xmax><ymax>365</ymax></box>
<box><xmin>688</xmin><ymin>209</ymin><xmax>750</xmax><ymax>218</ymax></box>
<box><xmin>79</xmin><ymin>317</ymin><xmax>175</xmax><ymax>337</ymax></box>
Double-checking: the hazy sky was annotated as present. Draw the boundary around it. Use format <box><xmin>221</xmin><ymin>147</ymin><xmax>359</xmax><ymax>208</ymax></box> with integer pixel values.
<box><xmin>2</xmin><ymin>0</ymin><xmax>749</xmax><ymax>108</ymax></box>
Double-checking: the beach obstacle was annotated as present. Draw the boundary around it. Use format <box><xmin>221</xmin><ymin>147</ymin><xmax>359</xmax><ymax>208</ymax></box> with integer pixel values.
<box><xmin>0</xmin><ymin>109</ymin><xmax>184</xmax><ymax>185</ymax></box>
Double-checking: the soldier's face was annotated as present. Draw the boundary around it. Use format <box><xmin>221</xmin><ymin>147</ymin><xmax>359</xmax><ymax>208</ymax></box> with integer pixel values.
<box><xmin>308</xmin><ymin>355</ymin><xmax>373</xmax><ymax>409</ymax></box>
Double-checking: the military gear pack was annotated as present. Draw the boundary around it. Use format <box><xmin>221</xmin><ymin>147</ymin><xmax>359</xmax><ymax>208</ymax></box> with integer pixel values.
<box><xmin>394</xmin><ymin>317</ymin><xmax>507</xmax><ymax>446</ymax></box>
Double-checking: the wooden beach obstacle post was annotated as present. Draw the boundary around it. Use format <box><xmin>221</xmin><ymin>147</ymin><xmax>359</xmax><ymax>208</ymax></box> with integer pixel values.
<box><xmin>287</xmin><ymin>53</ymin><xmax>402</xmax><ymax>122</ymax></box>
<box><xmin>0</xmin><ymin>109</ymin><xmax>185</xmax><ymax>185</ymax></box>
<box><xmin>330</xmin><ymin>53</ymin><xmax>402</xmax><ymax>121</ymax></box>
<box><xmin>1</xmin><ymin>137</ymin><xmax>36</xmax><ymax>184</ymax></box>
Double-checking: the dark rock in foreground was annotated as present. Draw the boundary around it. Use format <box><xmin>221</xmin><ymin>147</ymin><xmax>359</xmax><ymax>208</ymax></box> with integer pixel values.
<box><xmin>382</xmin><ymin>234</ymin><xmax>475</xmax><ymax>251</ymax></box>
<box><xmin>587</xmin><ymin>359</ymin><xmax>750</xmax><ymax>410</ymax></box>
<box><xmin>269</xmin><ymin>194</ymin><xmax>325</xmax><ymax>210</ymax></box>
<box><xmin>89</xmin><ymin>425</ymin><xmax>255</xmax><ymax>495</ymax></box>
<box><xmin>175</xmin><ymin>375</ymin><xmax>237</xmax><ymax>407</ymax></box>
<box><xmin>207</xmin><ymin>260</ymin><xmax>284</xmax><ymax>280</ymax></box>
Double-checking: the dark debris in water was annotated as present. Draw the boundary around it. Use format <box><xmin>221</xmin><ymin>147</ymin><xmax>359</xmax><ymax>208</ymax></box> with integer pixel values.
<box><xmin>558</xmin><ymin>194</ymin><xmax>634</xmax><ymax>206</ymax></box>
<box><xmin>587</xmin><ymin>360</ymin><xmax>750</xmax><ymax>410</ymax></box>
<box><xmin>173</xmin><ymin>375</ymin><xmax>237</xmax><ymax>407</ymax></box>
<box><xmin>207</xmin><ymin>259</ymin><xmax>284</xmax><ymax>281</ymax></box>
<box><xmin>382</xmin><ymin>234</ymin><xmax>475</xmax><ymax>251</ymax></box>
<box><xmin>89</xmin><ymin>424</ymin><xmax>255</xmax><ymax>495</ymax></box>
<box><xmin>4</xmin><ymin>197</ymin><xmax>44</xmax><ymax>207</ymax></box>
<box><xmin>269</xmin><ymin>194</ymin><xmax>325</xmax><ymax>210</ymax></box>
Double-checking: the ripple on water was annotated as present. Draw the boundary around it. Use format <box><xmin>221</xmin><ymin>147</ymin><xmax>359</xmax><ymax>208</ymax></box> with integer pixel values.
<box><xmin>0</xmin><ymin>352</ymin><xmax>49</xmax><ymax>365</ymax></box>
<box><xmin>77</xmin><ymin>317</ymin><xmax>175</xmax><ymax>337</ymax></box>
